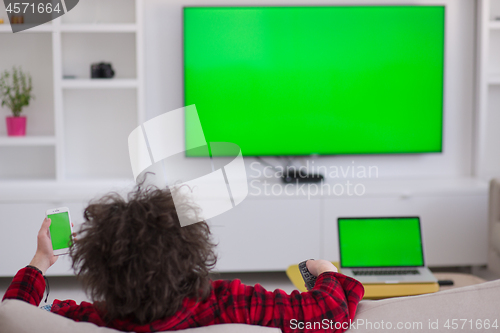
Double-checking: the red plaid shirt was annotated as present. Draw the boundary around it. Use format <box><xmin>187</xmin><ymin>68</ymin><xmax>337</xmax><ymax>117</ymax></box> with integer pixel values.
<box><xmin>3</xmin><ymin>266</ymin><xmax>364</xmax><ymax>332</ymax></box>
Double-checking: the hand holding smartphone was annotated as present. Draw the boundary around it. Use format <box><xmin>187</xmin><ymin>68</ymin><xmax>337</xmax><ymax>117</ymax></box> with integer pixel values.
<box><xmin>46</xmin><ymin>207</ymin><xmax>74</xmax><ymax>256</ymax></box>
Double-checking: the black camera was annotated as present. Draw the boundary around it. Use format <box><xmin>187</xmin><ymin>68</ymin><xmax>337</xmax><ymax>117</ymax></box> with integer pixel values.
<box><xmin>91</xmin><ymin>62</ymin><xmax>115</xmax><ymax>79</ymax></box>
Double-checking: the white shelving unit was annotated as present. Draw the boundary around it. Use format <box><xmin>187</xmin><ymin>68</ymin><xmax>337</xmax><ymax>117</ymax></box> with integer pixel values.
<box><xmin>0</xmin><ymin>0</ymin><xmax>144</xmax><ymax>276</ymax></box>
<box><xmin>476</xmin><ymin>0</ymin><xmax>500</xmax><ymax>178</ymax></box>
<box><xmin>0</xmin><ymin>0</ymin><xmax>144</xmax><ymax>182</ymax></box>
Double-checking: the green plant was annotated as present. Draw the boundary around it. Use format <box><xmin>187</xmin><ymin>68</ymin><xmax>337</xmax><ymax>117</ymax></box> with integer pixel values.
<box><xmin>0</xmin><ymin>66</ymin><xmax>34</xmax><ymax>117</ymax></box>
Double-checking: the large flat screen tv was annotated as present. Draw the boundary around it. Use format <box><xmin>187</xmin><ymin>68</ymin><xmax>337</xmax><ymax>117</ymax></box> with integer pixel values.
<box><xmin>184</xmin><ymin>6</ymin><xmax>445</xmax><ymax>157</ymax></box>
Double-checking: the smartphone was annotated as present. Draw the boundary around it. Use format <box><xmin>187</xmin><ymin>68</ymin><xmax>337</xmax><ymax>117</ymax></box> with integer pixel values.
<box><xmin>46</xmin><ymin>207</ymin><xmax>73</xmax><ymax>256</ymax></box>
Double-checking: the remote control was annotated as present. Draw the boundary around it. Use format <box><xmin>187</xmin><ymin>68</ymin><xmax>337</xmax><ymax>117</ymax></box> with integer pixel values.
<box><xmin>299</xmin><ymin>260</ymin><xmax>317</xmax><ymax>290</ymax></box>
<box><xmin>438</xmin><ymin>280</ymin><xmax>454</xmax><ymax>286</ymax></box>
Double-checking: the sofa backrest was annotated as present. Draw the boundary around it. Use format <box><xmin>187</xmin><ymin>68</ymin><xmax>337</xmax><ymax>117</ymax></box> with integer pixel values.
<box><xmin>3</xmin><ymin>278</ymin><xmax>500</xmax><ymax>333</ymax></box>
<box><xmin>353</xmin><ymin>278</ymin><xmax>500</xmax><ymax>332</ymax></box>
<box><xmin>0</xmin><ymin>299</ymin><xmax>281</xmax><ymax>333</ymax></box>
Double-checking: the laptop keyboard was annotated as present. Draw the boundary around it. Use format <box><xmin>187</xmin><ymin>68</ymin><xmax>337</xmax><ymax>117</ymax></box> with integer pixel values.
<box><xmin>352</xmin><ymin>269</ymin><xmax>420</xmax><ymax>276</ymax></box>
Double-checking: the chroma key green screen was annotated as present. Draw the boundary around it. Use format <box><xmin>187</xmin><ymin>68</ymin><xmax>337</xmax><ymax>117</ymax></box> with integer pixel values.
<box><xmin>184</xmin><ymin>6</ymin><xmax>445</xmax><ymax>156</ymax></box>
<box><xmin>338</xmin><ymin>217</ymin><xmax>425</xmax><ymax>267</ymax></box>
<box><xmin>48</xmin><ymin>212</ymin><xmax>72</xmax><ymax>250</ymax></box>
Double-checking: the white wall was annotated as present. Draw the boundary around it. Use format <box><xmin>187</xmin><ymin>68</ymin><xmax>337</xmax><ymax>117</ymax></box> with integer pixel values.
<box><xmin>143</xmin><ymin>0</ymin><xmax>476</xmax><ymax>181</ymax></box>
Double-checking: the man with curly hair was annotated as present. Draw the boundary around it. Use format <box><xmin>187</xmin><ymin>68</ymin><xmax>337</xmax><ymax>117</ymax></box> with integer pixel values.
<box><xmin>3</xmin><ymin>186</ymin><xmax>364</xmax><ymax>332</ymax></box>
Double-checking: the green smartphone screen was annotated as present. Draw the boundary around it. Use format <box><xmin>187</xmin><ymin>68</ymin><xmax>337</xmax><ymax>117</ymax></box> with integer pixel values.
<box><xmin>48</xmin><ymin>212</ymin><xmax>72</xmax><ymax>250</ymax></box>
<box><xmin>338</xmin><ymin>217</ymin><xmax>424</xmax><ymax>267</ymax></box>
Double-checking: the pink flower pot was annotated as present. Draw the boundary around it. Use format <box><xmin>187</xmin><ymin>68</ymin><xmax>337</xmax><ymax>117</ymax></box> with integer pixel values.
<box><xmin>6</xmin><ymin>116</ymin><xmax>27</xmax><ymax>136</ymax></box>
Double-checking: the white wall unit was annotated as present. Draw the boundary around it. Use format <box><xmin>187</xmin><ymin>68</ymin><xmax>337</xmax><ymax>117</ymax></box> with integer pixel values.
<box><xmin>0</xmin><ymin>179</ymin><xmax>135</xmax><ymax>276</ymax></box>
<box><xmin>0</xmin><ymin>201</ymin><xmax>88</xmax><ymax>276</ymax></box>
<box><xmin>322</xmin><ymin>194</ymin><xmax>489</xmax><ymax>267</ymax></box>
<box><xmin>0</xmin><ymin>0</ymin><xmax>145</xmax><ymax>275</ymax></box>
<box><xmin>0</xmin><ymin>203</ymin><xmax>58</xmax><ymax>275</ymax></box>
<box><xmin>0</xmin><ymin>147</ymin><xmax>56</xmax><ymax>180</ymax></box>
<box><xmin>0</xmin><ymin>0</ymin><xmax>144</xmax><ymax>182</ymax></box>
<box><xmin>211</xmin><ymin>198</ymin><xmax>322</xmax><ymax>272</ymax></box>
<box><xmin>0</xmin><ymin>0</ymin><xmax>493</xmax><ymax>276</ymax></box>
<box><xmin>477</xmin><ymin>0</ymin><xmax>500</xmax><ymax>179</ymax></box>
<box><xmin>140</xmin><ymin>0</ymin><xmax>487</xmax><ymax>272</ymax></box>
<box><xmin>0</xmin><ymin>0</ymin><xmax>144</xmax><ymax>181</ymax></box>
<box><xmin>0</xmin><ymin>177</ymin><xmax>488</xmax><ymax>276</ymax></box>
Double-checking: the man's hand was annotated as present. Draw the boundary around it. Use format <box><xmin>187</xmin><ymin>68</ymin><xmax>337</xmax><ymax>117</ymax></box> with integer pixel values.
<box><xmin>306</xmin><ymin>259</ymin><xmax>338</xmax><ymax>277</ymax></box>
<box><xmin>29</xmin><ymin>218</ymin><xmax>58</xmax><ymax>275</ymax></box>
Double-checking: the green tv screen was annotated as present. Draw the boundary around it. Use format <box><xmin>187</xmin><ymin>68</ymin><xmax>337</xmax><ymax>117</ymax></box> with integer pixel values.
<box><xmin>184</xmin><ymin>6</ymin><xmax>444</xmax><ymax>156</ymax></box>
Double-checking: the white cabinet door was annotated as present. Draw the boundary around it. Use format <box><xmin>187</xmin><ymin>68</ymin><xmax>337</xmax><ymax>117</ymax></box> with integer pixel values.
<box><xmin>0</xmin><ymin>202</ymin><xmax>87</xmax><ymax>277</ymax></box>
<box><xmin>0</xmin><ymin>203</ymin><xmax>49</xmax><ymax>276</ymax></box>
<box><xmin>322</xmin><ymin>194</ymin><xmax>488</xmax><ymax>266</ymax></box>
<box><xmin>209</xmin><ymin>197</ymin><xmax>321</xmax><ymax>272</ymax></box>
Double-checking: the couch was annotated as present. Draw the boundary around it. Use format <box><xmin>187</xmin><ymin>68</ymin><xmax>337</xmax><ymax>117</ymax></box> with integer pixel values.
<box><xmin>1</xmin><ymin>278</ymin><xmax>499</xmax><ymax>333</ymax></box>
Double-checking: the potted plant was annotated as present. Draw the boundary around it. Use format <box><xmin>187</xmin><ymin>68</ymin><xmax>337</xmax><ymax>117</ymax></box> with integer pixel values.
<box><xmin>0</xmin><ymin>66</ymin><xmax>34</xmax><ymax>136</ymax></box>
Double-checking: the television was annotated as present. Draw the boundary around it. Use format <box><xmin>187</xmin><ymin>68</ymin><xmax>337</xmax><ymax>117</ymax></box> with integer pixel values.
<box><xmin>184</xmin><ymin>6</ymin><xmax>445</xmax><ymax>157</ymax></box>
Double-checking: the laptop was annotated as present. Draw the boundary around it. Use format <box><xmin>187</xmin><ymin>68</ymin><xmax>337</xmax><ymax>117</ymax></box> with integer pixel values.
<box><xmin>338</xmin><ymin>216</ymin><xmax>437</xmax><ymax>284</ymax></box>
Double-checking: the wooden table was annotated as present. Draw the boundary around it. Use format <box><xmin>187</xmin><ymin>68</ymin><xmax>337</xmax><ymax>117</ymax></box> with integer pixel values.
<box><xmin>286</xmin><ymin>262</ymin><xmax>439</xmax><ymax>299</ymax></box>
<box><xmin>433</xmin><ymin>272</ymin><xmax>487</xmax><ymax>291</ymax></box>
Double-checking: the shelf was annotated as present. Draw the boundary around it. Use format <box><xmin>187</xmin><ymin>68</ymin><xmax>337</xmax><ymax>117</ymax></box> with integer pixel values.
<box><xmin>0</xmin><ymin>23</ymin><xmax>138</xmax><ymax>33</ymax></box>
<box><xmin>0</xmin><ymin>23</ymin><xmax>53</xmax><ymax>33</ymax></box>
<box><xmin>61</xmin><ymin>79</ymin><xmax>138</xmax><ymax>89</ymax></box>
<box><xmin>0</xmin><ymin>136</ymin><xmax>56</xmax><ymax>146</ymax></box>
<box><xmin>0</xmin><ymin>179</ymin><xmax>135</xmax><ymax>202</ymax></box>
<box><xmin>491</xmin><ymin>21</ymin><xmax>500</xmax><ymax>30</ymax></box>
<box><xmin>60</xmin><ymin>24</ymin><xmax>137</xmax><ymax>33</ymax></box>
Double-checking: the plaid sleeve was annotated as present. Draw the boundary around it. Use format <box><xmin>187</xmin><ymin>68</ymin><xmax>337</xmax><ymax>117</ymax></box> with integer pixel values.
<box><xmin>50</xmin><ymin>299</ymin><xmax>107</xmax><ymax>326</ymax></box>
<box><xmin>213</xmin><ymin>272</ymin><xmax>364</xmax><ymax>333</ymax></box>
<box><xmin>2</xmin><ymin>267</ymin><xmax>46</xmax><ymax>306</ymax></box>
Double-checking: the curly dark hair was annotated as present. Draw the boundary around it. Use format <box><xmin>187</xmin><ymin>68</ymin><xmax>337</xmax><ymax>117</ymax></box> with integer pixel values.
<box><xmin>69</xmin><ymin>185</ymin><xmax>217</xmax><ymax>324</ymax></box>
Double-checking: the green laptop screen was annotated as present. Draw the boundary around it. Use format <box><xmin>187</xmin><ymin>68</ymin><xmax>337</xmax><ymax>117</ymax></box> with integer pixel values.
<box><xmin>338</xmin><ymin>217</ymin><xmax>424</xmax><ymax>267</ymax></box>
<box><xmin>184</xmin><ymin>6</ymin><xmax>444</xmax><ymax>156</ymax></box>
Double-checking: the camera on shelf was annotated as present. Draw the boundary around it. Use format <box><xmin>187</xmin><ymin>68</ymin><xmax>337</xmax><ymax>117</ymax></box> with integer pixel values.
<box><xmin>91</xmin><ymin>62</ymin><xmax>115</xmax><ymax>79</ymax></box>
